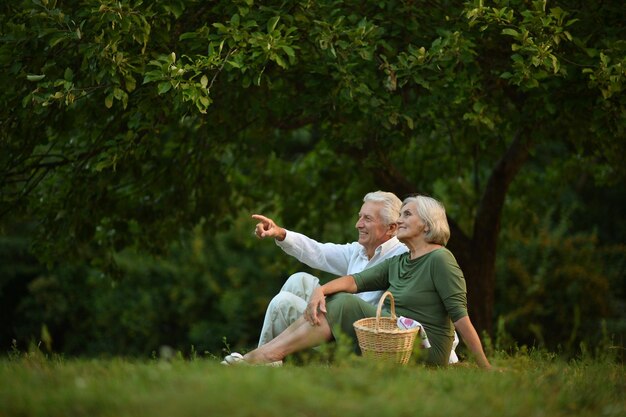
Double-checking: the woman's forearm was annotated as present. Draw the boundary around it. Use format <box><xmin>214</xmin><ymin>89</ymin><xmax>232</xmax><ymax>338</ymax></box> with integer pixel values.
<box><xmin>454</xmin><ymin>316</ymin><xmax>492</xmax><ymax>369</ymax></box>
<box><xmin>320</xmin><ymin>275</ymin><xmax>358</xmax><ymax>295</ymax></box>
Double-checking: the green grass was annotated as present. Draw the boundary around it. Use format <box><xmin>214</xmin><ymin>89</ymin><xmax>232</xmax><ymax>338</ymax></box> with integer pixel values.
<box><xmin>1</xmin><ymin>352</ymin><xmax>624</xmax><ymax>417</ymax></box>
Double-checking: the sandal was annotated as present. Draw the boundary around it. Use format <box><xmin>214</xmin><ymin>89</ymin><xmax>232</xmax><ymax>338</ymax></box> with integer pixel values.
<box><xmin>221</xmin><ymin>352</ymin><xmax>246</xmax><ymax>365</ymax></box>
<box><xmin>220</xmin><ymin>352</ymin><xmax>283</xmax><ymax>367</ymax></box>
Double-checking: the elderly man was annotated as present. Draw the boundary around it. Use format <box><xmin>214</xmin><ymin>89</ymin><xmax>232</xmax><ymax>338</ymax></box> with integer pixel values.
<box><xmin>232</xmin><ymin>191</ymin><xmax>458</xmax><ymax>364</ymax></box>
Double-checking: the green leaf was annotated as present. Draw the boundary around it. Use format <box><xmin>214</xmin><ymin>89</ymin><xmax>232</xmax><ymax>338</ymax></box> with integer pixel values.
<box><xmin>113</xmin><ymin>88</ymin><xmax>124</xmax><ymax>100</ymax></box>
<box><xmin>280</xmin><ymin>45</ymin><xmax>295</xmax><ymax>58</ymax></box>
<box><xmin>179</xmin><ymin>32</ymin><xmax>198</xmax><ymax>41</ymax></box>
<box><xmin>21</xmin><ymin>93</ymin><xmax>32</xmax><ymax>107</ymax></box>
<box><xmin>121</xmin><ymin>91</ymin><xmax>128</xmax><ymax>109</ymax></box>
<box><xmin>164</xmin><ymin>2</ymin><xmax>184</xmax><ymax>18</ymax></box>
<box><xmin>565</xmin><ymin>18</ymin><xmax>580</xmax><ymax>27</ymax></box>
<box><xmin>26</xmin><ymin>74</ymin><xmax>45</xmax><ymax>82</ymax></box>
<box><xmin>125</xmin><ymin>76</ymin><xmax>136</xmax><ymax>92</ymax></box>
<box><xmin>48</xmin><ymin>34</ymin><xmax>66</xmax><ymax>48</ymax></box>
<box><xmin>267</xmin><ymin>16</ymin><xmax>280</xmax><ymax>33</ymax></box>
<box><xmin>143</xmin><ymin>71</ymin><xmax>163</xmax><ymax>84</ymax></box>
<box><xmin>94</xmin><ymin>160</ymin><xmax>111</xmax><ymax>172</ymax></box>
<box><xmin>199</xmin><ymin>96</ymin><xmax>211</xmax><ymax>107</ymax></box>
<box><xmin>273</xmin><ymin>54</ymin><xmax>287</xmax><ymax>69</ymax></box>
<box><xmin>403</xmin><ymin>115</ymin><xmax>414</xmax><ymax>130</ymax></box>
<box><xmin>158</xmin><ymin>82</ymin><xmax>172</xmax><ymax>94</ymax></box>
<box><xmin>502</xmin><ymin>28</ymin><xmax>520</xmax><ymax>38</ymax></box>
<box><xmin>238</xmin><ymin>6</ymin><xmax>249</xmax><ymax>16</ymax></box>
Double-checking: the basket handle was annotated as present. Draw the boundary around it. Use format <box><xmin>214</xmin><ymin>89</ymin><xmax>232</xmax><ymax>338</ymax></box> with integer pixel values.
<box><xmin>375</xmin><ymin>291</ymin><xmax>396</xmax><ymax>332</ymax></box>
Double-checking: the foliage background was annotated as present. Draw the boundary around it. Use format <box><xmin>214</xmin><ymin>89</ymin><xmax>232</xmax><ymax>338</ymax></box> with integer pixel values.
<box><xmin>0</xmin><ymin>0</ymin><xmax>625</xmax><ymax>359</ymax></box>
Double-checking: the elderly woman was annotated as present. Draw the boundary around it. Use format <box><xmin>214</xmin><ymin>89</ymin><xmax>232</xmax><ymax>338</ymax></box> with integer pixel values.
<box><xmin>225</xmin><ymin>195</ymin><xmax>491</xmax><ymax>369</ymax></box>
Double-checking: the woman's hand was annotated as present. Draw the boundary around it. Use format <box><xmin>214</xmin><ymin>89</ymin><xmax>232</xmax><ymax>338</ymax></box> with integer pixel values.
<box><xmin>304</xmin><ymin>287</ymin><xmax>327</xmax><ymax>326</ymax></box>
<box><xmin>453</xmin><ymin>316</ymin><xmax>492</xmax><ymax>370</ymax></box>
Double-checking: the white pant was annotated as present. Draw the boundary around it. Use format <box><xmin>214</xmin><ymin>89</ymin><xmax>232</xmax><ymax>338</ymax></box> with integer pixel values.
<box><xmin>258</xmin><ymin>272</ymin><xmax>320</xmax><ymax>347</ymax></box>
<box><xmin>257</xmin><ymin>272</ymin><xmax>460</xmax><ymax>364</ymax></box>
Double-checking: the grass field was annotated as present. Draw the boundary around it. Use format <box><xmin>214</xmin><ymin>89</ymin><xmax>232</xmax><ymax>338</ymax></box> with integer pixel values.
<box><xmin>1</xmin><ymin>350</ymin><xmax>624</xmax><ymax>417</ymax></box>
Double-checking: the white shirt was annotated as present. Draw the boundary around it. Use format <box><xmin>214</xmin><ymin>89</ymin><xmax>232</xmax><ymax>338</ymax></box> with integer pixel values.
<box><xmin>275</xmin><ymin>230</ymin><xmax>408</xmax><ymax>304</ymax></box>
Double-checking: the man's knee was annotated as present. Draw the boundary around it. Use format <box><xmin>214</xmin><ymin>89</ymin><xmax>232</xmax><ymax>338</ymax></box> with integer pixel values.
<box><xmin>267</xmin><ymin>291</ymin><xmax>305</xmax><ymax>318</ymax></box>
<box><xmin>281</xmin><ymin>272</ymin><xmax>320</xmax><ymax>297</ymax></box>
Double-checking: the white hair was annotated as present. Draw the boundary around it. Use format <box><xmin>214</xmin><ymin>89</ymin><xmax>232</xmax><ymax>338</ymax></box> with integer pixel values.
<box><xmin>402</xmin><ymin>195</ymin><xmax>450</xmax><ymax>245</ymax></box>
<box><xmin>363</xmin><ymin>191</ymin><xmax>402</xmax><ymax>226</ymax></box>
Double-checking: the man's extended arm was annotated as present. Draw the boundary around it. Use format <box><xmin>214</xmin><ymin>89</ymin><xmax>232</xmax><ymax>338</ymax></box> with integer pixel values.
<box><xmin>252</xmin><ymin>214</ymin><xmax>355</xmax><ymax>275</ymax></box>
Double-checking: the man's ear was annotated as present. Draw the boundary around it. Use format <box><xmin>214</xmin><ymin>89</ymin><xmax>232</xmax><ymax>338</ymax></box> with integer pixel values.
<box><xmin>388</xmin><ymin>222</ymin><xmax>398</xmax><ymax>236</ymax></box>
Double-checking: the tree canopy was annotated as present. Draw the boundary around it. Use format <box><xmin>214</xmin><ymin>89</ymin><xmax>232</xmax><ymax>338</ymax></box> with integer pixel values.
<box><xmin>1</xmin><ymin>0</ymin><xmax>625</xmax><ymax>343</ymax></box>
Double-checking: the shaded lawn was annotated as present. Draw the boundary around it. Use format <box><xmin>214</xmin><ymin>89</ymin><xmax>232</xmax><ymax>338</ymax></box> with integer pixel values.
<box><xmin>0</xmin><ymin>354</ymin><xmax>624</xmax><ymax>417</ymax></box>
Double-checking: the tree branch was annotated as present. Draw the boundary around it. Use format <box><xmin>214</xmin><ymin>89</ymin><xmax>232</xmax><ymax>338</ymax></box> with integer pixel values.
<box><xmin>473</xmin><ymin>129</ymin><xmax>533</xmax><ymax>245</ymax></box>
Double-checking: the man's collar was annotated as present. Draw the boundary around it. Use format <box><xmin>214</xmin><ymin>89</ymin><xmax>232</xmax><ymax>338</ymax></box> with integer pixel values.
<box><xmin>377</xmin><ymin>236</ymin><xmax>402</xmax><ymax>255</ymax></box>
<box><xmin>359</xmin><ymin>236</ymin><xmax>402</xmax><ymax>259</ymax></box>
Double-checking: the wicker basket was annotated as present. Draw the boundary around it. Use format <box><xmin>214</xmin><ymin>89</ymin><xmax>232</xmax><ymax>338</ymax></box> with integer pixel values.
<box><xmin>353</xmin><ymin>291</ymin><xmax>419</xmax><ymax>365</ymax></box>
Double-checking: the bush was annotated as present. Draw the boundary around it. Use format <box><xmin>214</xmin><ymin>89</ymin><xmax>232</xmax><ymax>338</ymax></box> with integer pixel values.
<box><xmin>495</xmin><ymin>211</ymin><xmax>626</xmax><ymax>356</ymax></box>
<box><xmin>8</xmin><ymin>214</ymin><xmax>309</xmax><ymax>357</ymax></box>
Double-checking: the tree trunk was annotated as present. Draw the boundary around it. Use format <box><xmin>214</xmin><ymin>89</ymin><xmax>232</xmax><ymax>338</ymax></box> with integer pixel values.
<box><xmin>453</xmin><ymin>131</ymin><xmax>533</xmax><ymax>335</ymax></box>
<box><xmin>374</xmin><ymin>131</ymin><xmax>533</xmax><ymax>336</ymax></box>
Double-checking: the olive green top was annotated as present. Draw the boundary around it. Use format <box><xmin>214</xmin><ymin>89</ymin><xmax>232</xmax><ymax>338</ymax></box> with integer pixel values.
<box><xmin>353</xmin><ymin>248</ymin><xmax>468</xmax><ymax>366</ymax></box>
